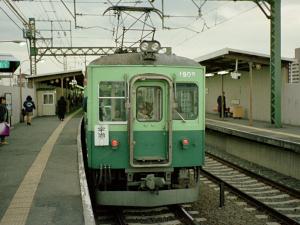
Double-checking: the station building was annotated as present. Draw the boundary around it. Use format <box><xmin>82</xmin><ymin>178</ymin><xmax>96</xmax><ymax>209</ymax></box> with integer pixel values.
<box><xmin>0</xmin><ymin>66</ymin><xmax>84</xmax><ymax>124</ymax></box>
<box><xmin>26</xmin><ymin>69</ymin><xmax>84</xmax><ymax>116</ymax></box>
<box><xmin>196</xmin><ymin>48</ymin><xmax>300</xmax><ymax>126</ymax></box>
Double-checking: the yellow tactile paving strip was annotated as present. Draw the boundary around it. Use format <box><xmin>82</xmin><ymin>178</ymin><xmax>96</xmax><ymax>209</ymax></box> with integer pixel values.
<box><xmin>0</xmin><ymin>110</ymin><xmax>81</xmax><ymax>225</ymax></box>
<box><xmin>206</xmin><ymin>118</ymin><xmax>300</xmax><ymax>139</ymax></box>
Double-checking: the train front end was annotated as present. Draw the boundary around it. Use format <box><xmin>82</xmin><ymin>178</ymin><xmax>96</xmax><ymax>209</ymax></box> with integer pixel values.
<box><xmin>84</xmin><ymin>42</ymin><xmax>205</xmax><ymax>206</ymax></box>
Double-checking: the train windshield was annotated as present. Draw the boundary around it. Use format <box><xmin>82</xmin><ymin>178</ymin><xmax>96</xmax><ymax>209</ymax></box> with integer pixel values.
<box><xmin>136</xmin><ymin>86</ymin><xmax>162</xmax><ymax>122</ymax></box>
<box><xmin>99</xmin><ymin>81</ymin><xmax>126</xmax><ymax>122</ymax></box>
<box><xmin>173</xmin><ymin>83</ymin><xmax>198</xmax><ymax>120</ymax></box>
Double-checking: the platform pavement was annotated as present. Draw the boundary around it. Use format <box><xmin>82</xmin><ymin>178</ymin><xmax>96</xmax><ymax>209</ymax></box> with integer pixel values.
<box><xmin>206</xmin><ymin>113</ymin><xmax>300</xmax><ymax>146</ymax></box>
<box><xmin>0</xmin><ymin>111</ymin><xmax>85</xmax><ymax>225</ymax></box>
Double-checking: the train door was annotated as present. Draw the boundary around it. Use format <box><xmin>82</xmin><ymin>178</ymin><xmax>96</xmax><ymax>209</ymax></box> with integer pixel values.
<box><xmin>129</xmin><ymin>75</ymin><xmax>173</xmax><ymax>167</ymax></box>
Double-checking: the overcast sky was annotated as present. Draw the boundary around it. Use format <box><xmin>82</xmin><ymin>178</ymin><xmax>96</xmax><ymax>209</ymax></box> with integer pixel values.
<box><xmin>0</xmin><ymin>0</ymin><xmax>299</xmax><ymax>74</ymax></box>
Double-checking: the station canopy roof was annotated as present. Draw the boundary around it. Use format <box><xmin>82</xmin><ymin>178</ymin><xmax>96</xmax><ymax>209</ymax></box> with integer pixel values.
<box><xmin>27</xmin><ymin>69</ymin><xmax>84</xmax><ymax>88</ymax></box>
<box><xmin>194</xmin><ymin>48</ymin><xmax>293</xmax><ymax>73</ymax></box>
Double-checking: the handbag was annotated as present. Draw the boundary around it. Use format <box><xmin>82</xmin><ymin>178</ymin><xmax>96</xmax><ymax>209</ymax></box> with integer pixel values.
<box><xmin>0</xmin><ymin>122</ymin><xmax>10</xmax><ymax>136</ymax></box>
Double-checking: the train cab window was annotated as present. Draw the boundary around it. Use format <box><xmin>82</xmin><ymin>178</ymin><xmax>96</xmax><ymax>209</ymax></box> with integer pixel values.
<box><xmin>136</xmin><ymin>87</ymin><xmax>162</xmax><ymax>122</ymax></box>
<box><xmin>173</xmin><ymin>83</ymin><xmax>198</xmax><ymax>120</ymax></box>
<box><xmin>99</xmin><ymin>82</ymin><xmax>126</xmax><ymax>122</ymax></box>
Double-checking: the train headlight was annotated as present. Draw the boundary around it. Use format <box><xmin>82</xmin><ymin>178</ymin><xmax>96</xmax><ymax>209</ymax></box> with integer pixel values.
<box><xmin>140</xmin><ymin>41</ymin><xmax>149</xmax><ymax>52</ymax></box>
<box><xmin>139</xmin><ymin>40</ymin><xmax>161</xmax><ymax>53</ymax></box>
<box><xmin>151</xmin><ymin>42</ymin><xmax>161</xmax><ymax>52</ymax></box>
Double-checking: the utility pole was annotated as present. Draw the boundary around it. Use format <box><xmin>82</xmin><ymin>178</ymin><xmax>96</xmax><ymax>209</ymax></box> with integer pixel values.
<box><xmin>269</xmin><ymin>0</ymin><xmax>281</xmax><ymax>127</ymax></box>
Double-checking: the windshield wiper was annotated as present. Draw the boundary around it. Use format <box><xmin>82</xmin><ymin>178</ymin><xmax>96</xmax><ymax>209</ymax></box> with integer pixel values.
<box><xmin>175</xmin><ymin>110</ymin><xmax>186</xmax><ymax>123</ymax></box>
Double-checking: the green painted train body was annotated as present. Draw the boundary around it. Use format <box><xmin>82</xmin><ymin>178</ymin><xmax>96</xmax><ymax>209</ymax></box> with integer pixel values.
<box><xmin>84</xmin><ymin>52</ymin><xmax>205</xmax><ymax>206</ymax></box>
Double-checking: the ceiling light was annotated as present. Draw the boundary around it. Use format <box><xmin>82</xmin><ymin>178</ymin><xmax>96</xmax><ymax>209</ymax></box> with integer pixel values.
<box><xmin>217</xmin><ymin>70</ymin><xmax>229</xmax><ymax>75</ymax></box>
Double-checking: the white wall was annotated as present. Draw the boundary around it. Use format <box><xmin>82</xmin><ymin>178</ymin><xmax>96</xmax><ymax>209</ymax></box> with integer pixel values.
<box><xmin>205</xmin><ymin>66</ymin><xmax>271</xmax><ymax>121</ymax></box>
<box><xmin>0</xmin><ymin>84</ymin><xmax>36</xmax><ymax>125</ymax></box>
<box><xmin>282</xmin><ymin>83</ymin><xmax>300</xmax><ymax>126</ymax></box>
<box><xmin>205</xmin><ymin>65</ymin><xmax>300</xmax><ymax>126</ymax></box>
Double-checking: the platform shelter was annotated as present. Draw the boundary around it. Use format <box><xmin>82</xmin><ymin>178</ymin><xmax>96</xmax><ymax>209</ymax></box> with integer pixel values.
<box><xmin>195</xmin><ymin>48</ymin><xmax>300</xmax><ymax>126</ymax></box>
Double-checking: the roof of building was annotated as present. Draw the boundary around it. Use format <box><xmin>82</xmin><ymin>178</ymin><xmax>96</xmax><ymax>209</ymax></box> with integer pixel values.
<box><xmin>27</xmin><ymin>69</ymin><xmax>84</xmax><ymax>87</ymax></box>
<box><xmin>194</xmin><ymin>48</ymin><xmax>293</xmax><ymax>73</ymax></box>
<box><xmin>0</xmin><ymin>54</ymin><xmax>19</xmax><ymax>61</ymax></box>
<box><xmin>27</xmin><ymin>69</ymin><xmax>83</xmax><ymax>79</ymax></box>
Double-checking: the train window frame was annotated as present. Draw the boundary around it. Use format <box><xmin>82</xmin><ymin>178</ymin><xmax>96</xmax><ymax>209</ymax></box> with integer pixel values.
<box><xmin>98</xmin><ymin>81</ymin><xmax>127</xmax><ymax>123</ymax></box>
<box><xmin>173</xmin><ymin>83</ymin><xmax>198</xmax><ymax>120</ymax></box>
<box><xmin>136</xmin><ymin>86</ymin><xmax>163</xmax><ymax>122</ymax></box>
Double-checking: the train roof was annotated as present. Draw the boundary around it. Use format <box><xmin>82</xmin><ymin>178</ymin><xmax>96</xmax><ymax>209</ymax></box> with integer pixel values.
<box><xmin>89</xmin><ymin>53</ymin><xmax>200</xmax><ymax>67</ymax></box>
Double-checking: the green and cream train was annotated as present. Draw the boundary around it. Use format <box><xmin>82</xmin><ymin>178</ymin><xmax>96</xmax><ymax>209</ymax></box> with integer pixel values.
<box><xmin>83</xmin><ymin>41</ymin><xmax>205</xmax><ymax>207</ymax></box>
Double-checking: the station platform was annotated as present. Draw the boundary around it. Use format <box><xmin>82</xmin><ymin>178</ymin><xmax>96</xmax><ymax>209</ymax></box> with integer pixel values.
<box><xmin>206</xmin><ymin>113</ymin><xmax>300</xmax><ymax>151</ymax></box>
<box><xmin>205</xmin><ymin>113</ymin><xmax>300</xmax><ymax>185</ymax></box>
<box><xmin>0</xmin><ymin>110</ymin><xmax>94</xmax><ymax>225</ymax></box>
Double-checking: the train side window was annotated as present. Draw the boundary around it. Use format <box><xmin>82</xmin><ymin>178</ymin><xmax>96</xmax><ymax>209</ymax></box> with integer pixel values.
<box><xmin>136</xmin><ymin>86</ymin><xmax>162</xmax><ymax>122</ymax></box>
<box><xmin>99</xmin><ymin>82</ymin><xmax>126</xmax><ymax>122</ymax></box>
<box><xmin>173</xmin><ymin>83</ymin><xmax>198</xmax><ymax>120</ymax></box>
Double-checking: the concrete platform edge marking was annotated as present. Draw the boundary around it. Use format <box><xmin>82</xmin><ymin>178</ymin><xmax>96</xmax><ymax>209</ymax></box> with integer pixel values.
<box><xmin>0</xmin><ymin>109</ymin><xmax>81</xmax><ymax>225</ymax></box>
<box><xmin>77</xmin><ymin>117</ymin><xmax>96</xmax><ymax>225</ymax></box>
<box><xmin>206</xmin><ymin>118</ymin><xmax>300</xmax><ymax>139</ymax></box>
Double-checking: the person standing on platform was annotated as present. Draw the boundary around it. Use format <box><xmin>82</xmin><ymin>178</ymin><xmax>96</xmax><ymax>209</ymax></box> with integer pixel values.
<box><xmin>217</xmin><ymin>92</ymin><xmax>226</xmax><ymax>118</ymax></box>
<box><xmin>57</xmin><ymin>96</ymin><xmax>67</xmax><ymax>121</ymax></box>
<box><xmin>23</xmin><ymin>95</ymin><xmax>36</xmax><ymax>125</ymax></box>
<box><xmin>0</xmin><ymin>97</ymin><xmax>9</xmax><ymax>144</ymax></box>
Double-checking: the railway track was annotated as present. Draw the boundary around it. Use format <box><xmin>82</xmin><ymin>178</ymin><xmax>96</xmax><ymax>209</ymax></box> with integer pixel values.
<box><xmin>201</xmin><ymin>152</ymin><xmax>300</xmax><ymax>225</ymax></box>
<box><xmin>95</xmin><ymin>204</ymin><xmax>206</xmax><ymax>225</ymax></box>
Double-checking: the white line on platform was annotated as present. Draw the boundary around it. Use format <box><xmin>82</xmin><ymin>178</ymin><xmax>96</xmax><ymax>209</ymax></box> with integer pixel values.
<box><xmin>206</xmin><ymin>118</ymin><xmax>300</xmax><ymax>140</ymax></box>
<box><xmin>0</xmin><ymin>110</ymin><xmax>81</xmax><ymax>225</ymax></box>
<box><xmin>77</xmin><ymin>117</ymin><xmax>96</xmax><ymax>225</ymax></box>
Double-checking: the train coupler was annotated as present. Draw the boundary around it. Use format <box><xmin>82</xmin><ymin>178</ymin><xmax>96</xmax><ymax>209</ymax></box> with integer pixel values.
<box><xmin>141</xmin><ymin>174</ymin><xmax>166</xmax><ymax>192</ymax></box>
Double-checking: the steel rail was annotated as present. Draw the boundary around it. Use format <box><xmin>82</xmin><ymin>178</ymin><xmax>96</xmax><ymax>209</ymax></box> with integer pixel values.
<box><xmin>169</xmin><ymin>205</ymin><xmax>200</xmax><ymax>225</ymax></box>
<box><xmin>111</xmin><ymin>207</ymin><xmax>127</xmax><ymax>225</ymax></box>
<box><xmin>206</xmin><ymin>152</ymin><xmax>300</xmax><ymax>199</ymax></box>
<box><xmin>200</xmin><ymin>167</ymin><xmax>300</xmax><ymax>225</ymax></box>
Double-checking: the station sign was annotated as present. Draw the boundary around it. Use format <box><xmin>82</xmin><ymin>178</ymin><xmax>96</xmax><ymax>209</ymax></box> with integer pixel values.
<box><xmin>0</xmin><ymin>60</ymin><xmax>10</xmax><ymax>69</ymax></box>
<box><xmin>0</xmin><ymin>54</ymin><xmax>20</xmax><ymax>73</ymax></box>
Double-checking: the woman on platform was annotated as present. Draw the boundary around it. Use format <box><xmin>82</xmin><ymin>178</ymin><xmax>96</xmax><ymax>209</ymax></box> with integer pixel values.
<box><xmin>0</xmin><ymin>97</ymin><xmax>9</xmax><ymax>145</ymax></box>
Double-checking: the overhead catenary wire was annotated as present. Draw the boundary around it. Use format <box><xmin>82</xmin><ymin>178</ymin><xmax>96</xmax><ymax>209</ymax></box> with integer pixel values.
<box><xmin>0</xmin><ymin>0</ymin><xmax>265</xmax><ymax>72</ymax></box>
<box><xmin>174</xmin><ymin>4</ymin><xmax>258</xmax><ymax>47</ymax></box>
<box><xmin>2</xmin><ymin>0</ymin><xmax>28</xmax><ymax>26</ymax></box>
<box><xmin>0</xmin><ymin>6</ymin><xmax>23</xmax><ymax>31</ymax></box>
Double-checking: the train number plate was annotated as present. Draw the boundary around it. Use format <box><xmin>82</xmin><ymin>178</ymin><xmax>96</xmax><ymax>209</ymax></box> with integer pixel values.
<box><xmin>94</xmin><ymin>124</ymin><xmax>109</xmax><ymax>146</ymax></box>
